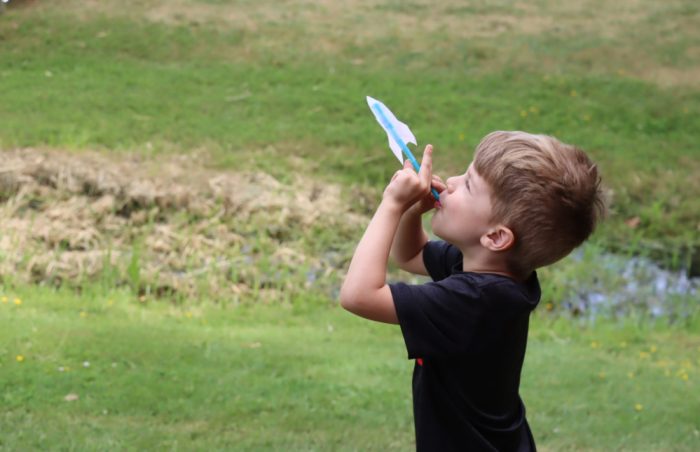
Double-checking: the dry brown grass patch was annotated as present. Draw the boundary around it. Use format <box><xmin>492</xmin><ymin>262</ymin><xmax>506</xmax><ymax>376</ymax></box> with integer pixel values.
<box><xmin>0</xmin><ymin>148</ymin><xmax>367</xmax><ymax>301</ymax></box>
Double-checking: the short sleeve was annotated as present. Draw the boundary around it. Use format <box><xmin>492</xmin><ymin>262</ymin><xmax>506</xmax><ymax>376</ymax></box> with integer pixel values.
<box><xmin>422</xmin><ymin>240</ymin><xmax>463</xmax><ymax>281</ymax></box>
<box><xmin>390</xmin><ymin>278</ymin><xmax>494</xmax><ymax>359</ymax></box>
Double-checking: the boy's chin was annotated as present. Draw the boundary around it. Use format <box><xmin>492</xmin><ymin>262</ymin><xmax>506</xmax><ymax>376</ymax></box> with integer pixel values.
<box><xmin>431</xmin><ymin>217</ymin><xmax>449</xmax><ymax>240</ymax></box>
<box><xmin>430</xmin><ymin>224</ymin><xmax>447</xmax><ymax>243</ymax></box>
<box><xmin>430</xmin><ymin>224</ymin><xmax>463</xmax><ymax>248</ymax></box>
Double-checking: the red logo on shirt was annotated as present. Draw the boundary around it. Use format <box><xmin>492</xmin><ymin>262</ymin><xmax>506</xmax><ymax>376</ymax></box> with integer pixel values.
<box><xmin>416</xmin><ymin>358</ymin><xmax>423</xmax><ymax>366</ymax></box>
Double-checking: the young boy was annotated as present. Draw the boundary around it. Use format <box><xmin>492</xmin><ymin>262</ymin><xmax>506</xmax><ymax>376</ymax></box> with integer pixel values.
<box><xmin>340</xmin><ymin>131</ymin><xmax>605</xmax><ymax>451</ymax></box>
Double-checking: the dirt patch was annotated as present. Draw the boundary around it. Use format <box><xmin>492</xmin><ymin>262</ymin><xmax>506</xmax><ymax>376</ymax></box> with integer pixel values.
<box><xmin>0</xmin><ymin>148</ymin><xmax>368</xmax><ymax>302</ymax></box>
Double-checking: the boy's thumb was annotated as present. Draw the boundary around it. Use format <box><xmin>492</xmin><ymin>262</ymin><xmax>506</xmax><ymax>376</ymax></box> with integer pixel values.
<box><xmin>403</xmin><ymin>159</ymin><xmax>412</xmax><ymax>170</ymax></box>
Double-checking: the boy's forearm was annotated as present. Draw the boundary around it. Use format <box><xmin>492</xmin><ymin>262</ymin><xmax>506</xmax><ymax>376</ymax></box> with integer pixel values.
<box><xmin>340</xmin><ymin>145</ymin><xmax>433</xmax><ymax>322</ymax></box>
<box><xmin>391</xmin><ymin>207</ymin><xmax>428</xmax><ymax>264</ymax></box>
<box><xmin>340</xmin><ymin>200</ymin><xmax>403</xmax><ymax>302</ymax></box>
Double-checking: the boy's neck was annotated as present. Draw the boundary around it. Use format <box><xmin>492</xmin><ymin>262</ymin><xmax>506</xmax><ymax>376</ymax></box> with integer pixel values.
<box><xmin>460</xmin><ymin>246</ymin><xmax>525</xmax><ymax>282</ymax></box>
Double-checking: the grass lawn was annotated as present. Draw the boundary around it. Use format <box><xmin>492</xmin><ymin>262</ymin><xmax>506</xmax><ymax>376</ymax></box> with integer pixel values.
<box><xmin>1</xmin><ymin>1</ymin><xmax>700</xmax><ymax>450</ymax></box>
<box><xmin>2</xmin><ymin>286</ymin><xmax>699</xmax><ymax>451</ymax></box>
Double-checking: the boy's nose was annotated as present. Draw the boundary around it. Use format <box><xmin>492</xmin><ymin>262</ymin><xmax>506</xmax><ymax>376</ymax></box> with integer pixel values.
<box><xmin>446</xmin><ymin>177</ymin><xmax>457</xmax><ymax>193</ymax></box>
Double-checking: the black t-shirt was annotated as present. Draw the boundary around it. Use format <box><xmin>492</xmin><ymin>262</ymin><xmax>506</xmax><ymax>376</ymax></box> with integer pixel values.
<box><xmin>390</xmin><ymin>240</ymin><xmax>540</xmax><ymax>452</ymax></box>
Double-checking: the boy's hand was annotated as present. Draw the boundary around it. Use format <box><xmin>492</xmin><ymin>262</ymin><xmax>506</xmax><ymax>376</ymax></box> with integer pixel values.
<box><xmin>409</xmin><ymin>173</ymin><xmax>446</xmax><ymax>215</ymax></box>
<box><xmin>383</xmin><ymin>145</ymin><xmax>437</xmax><ymax>212</ymax></box>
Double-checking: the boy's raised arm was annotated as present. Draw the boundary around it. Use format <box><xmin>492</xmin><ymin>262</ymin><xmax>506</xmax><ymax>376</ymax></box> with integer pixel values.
<box><xmin>390</xmin><ymin>172</ymin><xmax>444</xmax><ymax>276</ymax></box>
<box><xmin>340</xmin><ymin>146</ymin><xmax>435</xmax><ymax>324</ymax></box>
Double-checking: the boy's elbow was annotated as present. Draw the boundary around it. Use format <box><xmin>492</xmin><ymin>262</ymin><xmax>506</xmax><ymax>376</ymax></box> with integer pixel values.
<box><xmin>339</xmin><ymin>284</ymin><xmax>366</xmax><ymax>313</ymax></box>
<box><xmin>339</xmin><ymin>286</ymin><xmax>357</xmax><ymax>312</ymax></box>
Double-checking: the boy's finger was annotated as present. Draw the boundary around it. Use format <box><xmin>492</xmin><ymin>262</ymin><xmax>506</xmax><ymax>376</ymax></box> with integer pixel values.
<box><xmin>418</xmin><ymin>145</ymin><xmax>433</xmax><ymax>186</ymax></box>
<box><xmin>403</xmin><ymin>158</ymin><xmax>412</xmax><ymax>170</ymax></box>
<box><xmin>431</xmin><ymin>178</ymin><xmax>447</xmax><ymax>192</ymax></box>
<box><xmin>430</xmin><ymin>179</ymin><xmax>447</xmax><ymax>193</ymax></box>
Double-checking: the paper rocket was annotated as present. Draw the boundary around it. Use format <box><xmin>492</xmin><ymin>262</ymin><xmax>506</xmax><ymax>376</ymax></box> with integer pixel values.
<box><xmin>366</xmin><ymin>96</ymin><xmax>440</xmax><ymax>201</ymax></box>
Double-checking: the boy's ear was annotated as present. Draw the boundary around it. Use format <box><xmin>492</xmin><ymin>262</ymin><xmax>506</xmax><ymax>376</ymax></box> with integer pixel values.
<box><xmin>480</xmin><ymin>225</ymin><xmax>515</xmax><ymax>252</ymax></box>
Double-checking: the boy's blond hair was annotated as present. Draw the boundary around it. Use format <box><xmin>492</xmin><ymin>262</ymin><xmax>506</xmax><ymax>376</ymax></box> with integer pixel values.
<box><xmin>474</xmin><ymin>131</ymin><xmax>606</xmax><ymax>275</ymax></box>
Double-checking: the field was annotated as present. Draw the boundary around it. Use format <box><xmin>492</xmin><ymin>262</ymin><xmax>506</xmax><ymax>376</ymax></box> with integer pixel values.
<box><xmin>1</xmin><ymin>0</ymin><xmax>699</xmax><ymax>450</ymax></box>
<box><xmin>2</xmin><ymin>286</ymin><xmax>699</xmax><ymax>451</ymax></box>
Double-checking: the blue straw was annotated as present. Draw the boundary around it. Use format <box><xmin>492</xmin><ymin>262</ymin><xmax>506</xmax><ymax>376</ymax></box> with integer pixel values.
<box><xmin>371</xmin><ymin>103</ymin><xmax>441</xmax><ymax>201</ymax></box>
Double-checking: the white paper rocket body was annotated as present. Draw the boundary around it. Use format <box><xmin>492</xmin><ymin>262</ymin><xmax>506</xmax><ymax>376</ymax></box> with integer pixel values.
<box><xmin>366</xmin><ymin>96</ymin><xmax>416</xmax><ymax>165</ymax></box>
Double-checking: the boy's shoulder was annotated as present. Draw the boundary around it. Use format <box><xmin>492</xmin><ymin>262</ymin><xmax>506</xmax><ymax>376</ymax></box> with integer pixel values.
<box><xmin>423</xmin><ymin>240</ymin><xmax>540</xmax><ymax>306</ymax></box>
<box><xmin>438</xmin><ymin>270</ymin><xmax>541</xmax><ymax>310</ymax></box>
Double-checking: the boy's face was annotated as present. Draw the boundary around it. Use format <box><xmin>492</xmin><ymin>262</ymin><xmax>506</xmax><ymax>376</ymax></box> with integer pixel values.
<box><xmin>431</xmin><ymin>163</ymin><xmax>495</xmax><ymax>249</ymax></box>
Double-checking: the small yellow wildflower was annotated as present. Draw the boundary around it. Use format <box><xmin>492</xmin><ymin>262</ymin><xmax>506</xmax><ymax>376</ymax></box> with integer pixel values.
<box><xmin>634</xmin><ymin>403</ymin><xmax>643</xmax><ymax>412</ymax></box>
<box><xmin>458</xmin><ymin>133</ymin><xmax>465</xmax><ymax>141</ymax></box>
<box><xmin>590</xmin><ymin>341</ymin><xmax>600</xmax><ymax>349</ymax></box>
<box><xmin>650</xmin><ymin>345</ymin><xmax>657</xmax><ymax>353</ymax></box>
<box><xmin>529</xmin><ymin>106</ymin><xmax>539</xmax><ymax>114</ymax></box>
<box><xmin>628</xmin><ymin>372</ymin><xmax>635</xmax><ymax>378</ymax></box>
<box><xmin>1</xmin><ymin>296</ymin><xmax>8</xmax><ymax>303</ymax></box>
<box><xmin>107</xmin><ymin>300</ymin><xmax>114</xmax><ymax>306</ymax></box>
<box><xmin>545</xmin><ymin>303</ymin><xmax>554</xmax><ymax>311</ymax></box>
<box><xmin>80</xmin><ymin>311</ymin><xmax>88</xmax><ymax>318</ymax></box>
<box><xmin>14</xmin><ymin>298</ymin><xmax>22</xmax><ymax>306</ymax></box>
<box><xmin>570</xmin><ymin>90</ymin><xmax>578</xmax><ymax>97</ymax></box>
<box><xmin>598</xmin><ymin>372</ymin><xmax>606</xmax><ymax>379</ymax></box>
<box><xmin>617</xmin><ymin>69</ymin><xmax>626</xmax><ymax>76</ymax></box>
<box><xmin>520</xmin><ymin>110</ymin><xmax>528</xmax><ymax>118</ymax></box>
<box><xmin>185</xmin><ymin>312</ymin><xmax>193</xmax><ymax>319</ymax></box>
<box><xmin>16</xmin><ymin>355</ymin><xmax>25</xmax><ymax>362</ymax></box>
<box><xmin>583</xmin><ymin>114</ymin><xmax>591</xmax><ymax>122</ymax></box>
<box><xmin>681</xmin><ymin>373</ymin><xmax>689</xmax><ymax>382</ymax></box>
<box><xmin>639</xmin><ymin>351</ymin><xmax>650</xmax><ymax>360</ymax></box>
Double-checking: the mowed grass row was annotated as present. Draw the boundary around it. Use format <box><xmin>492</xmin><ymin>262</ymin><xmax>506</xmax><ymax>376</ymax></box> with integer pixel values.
<box><xmin>0</xmin><ymin>3</ymin><xmax>699</xmax><ymax>250</ymax></box>
<box><xmin>1</xmin><ymin>286</ymin><xmax>699</xmax><ymax>451</ymax></box>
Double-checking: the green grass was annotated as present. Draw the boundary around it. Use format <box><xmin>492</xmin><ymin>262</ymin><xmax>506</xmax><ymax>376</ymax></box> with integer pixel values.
<box><xmin>1</xmin><ymin>285</ymin><xmax>699</xmax><ymax>450</ymax></box>
<box><xmin>1</xmin><ymin>1</ymin><xmax>699</xmax><ymax>250</ymax></box>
